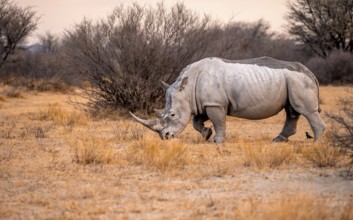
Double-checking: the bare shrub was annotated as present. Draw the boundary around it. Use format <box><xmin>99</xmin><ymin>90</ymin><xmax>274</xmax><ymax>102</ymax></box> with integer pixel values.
<box><xmin>64</xmin><ymin>3</ymin><xmax>212</xmax><ymax>114</ymax></box>
<box><xmin>0</xmin><ymin>0</ymin><xmax>38</xmax><ymax>68</ymax></box>
<box><xmin>326</xmin><ymin>96</ymin><xmax>353</xmax><ymax>168</ymax></box>
<box><xmin>306</xmin><ymin>51</ymin><xmax>353</xmax><ymax>84</ymax></box>
<box><xmin>327</xmin><ymin>98</ymin><xmax>353</xmax><ymax>150</ymax></box>
<box><xmin>0</xmin><ymin>32</ymin><xmax>74</xmax><ymax>93</ymax></box>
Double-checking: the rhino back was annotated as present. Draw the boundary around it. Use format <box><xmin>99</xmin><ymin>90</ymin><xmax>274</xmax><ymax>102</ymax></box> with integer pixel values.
<box><xmin>193</xmin><ymin>57</ymin><xmax>313</xmax><ymax>119</ymax></box>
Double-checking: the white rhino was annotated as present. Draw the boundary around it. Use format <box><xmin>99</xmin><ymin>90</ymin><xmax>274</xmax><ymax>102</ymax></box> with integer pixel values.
<box><xmin>130</xmin><ymin>57</ymin><xmax>326</xmax><ymax>143</ymax></box>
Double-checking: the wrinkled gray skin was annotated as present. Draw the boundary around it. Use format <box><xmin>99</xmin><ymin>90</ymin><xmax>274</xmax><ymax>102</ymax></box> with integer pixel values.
<box><xmin>130</xmin><ymin>57</ymin><xmax>326</xmax><ymax>143</ymax></box>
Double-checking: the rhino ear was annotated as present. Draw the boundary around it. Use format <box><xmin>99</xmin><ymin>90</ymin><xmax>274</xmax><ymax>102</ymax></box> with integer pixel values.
<box><xmin>154</xmin><ymin>108</ymin><xmax>164</xmax><ymax>118</ymax></box>
<box><xmin>178</xmin><ymin>77</ymin><xmax>188</xmax><ymax>91</ymax></box>
<box><xmin>160</xmin><ymin>81</ymin><xmax>170</xmax><ymax>90</ymax></box>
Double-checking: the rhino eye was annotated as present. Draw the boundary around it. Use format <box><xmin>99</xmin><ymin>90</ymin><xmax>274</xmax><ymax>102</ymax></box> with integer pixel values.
<box><xmin>170</xmin><ymin>113</ymin><xmax>175</xmax><ymax>117</ymax></box>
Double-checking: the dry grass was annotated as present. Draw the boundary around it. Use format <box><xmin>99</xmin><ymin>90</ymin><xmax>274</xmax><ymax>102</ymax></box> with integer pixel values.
<box><xmin>0</xmin><ymin>95</ymin><xmax>5</xmax><ymax>102</ymax></box>
<box><xmin>241</xmin><ymin>142</ymin><xmax>295</xmax><ymax>169</ymax></box>
<box><xmin>127</xmin><ymin>137</ymin><xmax>188</xmax><ymax>171</ymax></box>
<box><xmin>234</xmin><ymin>194</ymin><xmax>353</xmax><ymax>220</ymax></box>
<box><xmin>301</xmin><ymin>143</ymin><xmax>341</xmax><ymax>167</ymax></box>
<box><xmin>71</xmin><ymin>135</ymin><xmax>115</xmax><ymax>165</ymax></box>
<box><xmin>0</xmin><ymin>116</ymin><xmax>16</xmax><ymax>139</ymax></box>
<box><xmin>33</xmin><ymin>103</ymin><xmax>89</xmax><ymax>128</ymax></box>
<box><xmin>111</xmin><ymin>120</ymin><xmax>145</xmax><ymax>141</ymax></box>
<box><xmin>0</xmin><ymin>86</ymin><xmax>352</xmax><ymax>219</ymax></box>
<box><xmin>1</xmin><ymin>86</ymin><xmax>25</xmax><ymax>98</ymax></box>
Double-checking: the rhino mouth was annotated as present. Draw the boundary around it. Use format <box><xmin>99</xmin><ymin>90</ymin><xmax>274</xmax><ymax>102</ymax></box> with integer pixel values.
<box><xmin>161</xmin><ymin>130</ymin><xmax>176</xmax><ymax>140</ymax></box>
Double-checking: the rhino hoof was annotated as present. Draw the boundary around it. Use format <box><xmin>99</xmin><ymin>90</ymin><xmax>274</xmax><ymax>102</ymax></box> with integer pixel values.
<box><xmin>273</xmin><ymin>135</ymin><xmax>288</xmax><ymax>142</ymax></box>
<box><xmin>213</xmin><ymin>137</ymin><xmax>225</xmax><ymax>143</ymax></box>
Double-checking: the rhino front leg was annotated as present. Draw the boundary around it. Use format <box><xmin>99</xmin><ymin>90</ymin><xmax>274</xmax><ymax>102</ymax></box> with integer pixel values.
<box><xmin>193</xmin><ymin>114</ymin><xmax>212</xmax><ymax>141</ymax></box>
<box><xmin>206</xmin><ymin>106</ymin><xmax>226</xmax><ymax>143</ymax></box>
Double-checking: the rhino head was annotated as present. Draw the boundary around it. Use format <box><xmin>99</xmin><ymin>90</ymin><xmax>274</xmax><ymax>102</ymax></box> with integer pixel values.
<box><xmin>130</xmin><ymin>77</ymin><xmax>191</xmax><ymax>140</ymax></box>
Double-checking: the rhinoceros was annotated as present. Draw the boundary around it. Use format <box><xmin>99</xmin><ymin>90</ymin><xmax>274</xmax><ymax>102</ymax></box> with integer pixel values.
<box><xmin>130</xmin><ymin>57</ymin><xmax>326</xmax><ymax>143</ymax></box>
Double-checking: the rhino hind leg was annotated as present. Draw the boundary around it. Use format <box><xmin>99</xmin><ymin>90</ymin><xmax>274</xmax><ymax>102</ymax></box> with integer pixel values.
<box><xmin>286</xmin><ymin>80</ymin><xmax>326</xmax><ymax>141</ymax></box>
<box><xmin>273</xmin><ymin>105</ymin><xmax>300</xmax><ymax>142</ymax></box>
<box><xmin>205</xmin><ymin>106</ymin><xmax>226</xmax><ymax>143</ymax></box>
<box><xmin>303</xmin><ymin>111</ymin><xmax>326</xmax><ymax>141</ymax></box>
<box><xmin>193</xmin><ymin>114</ymin><xmax>212</xmax><ymax>140</ymax></box>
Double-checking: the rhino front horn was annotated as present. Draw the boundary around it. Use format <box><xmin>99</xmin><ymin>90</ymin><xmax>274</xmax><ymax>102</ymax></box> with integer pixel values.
<box><xmin>129</xmin><ymin>112</ymin><xmax>163</xmax><ymax>132</ymax></box>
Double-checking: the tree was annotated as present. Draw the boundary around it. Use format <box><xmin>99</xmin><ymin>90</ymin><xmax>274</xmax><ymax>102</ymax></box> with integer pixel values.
<box><xmin>0</xmin><ymin>0</ymin><xmax>38</xmax><ymax>68</ymax></box>
<box><xmin>38</xmin><ymin>32</ymin><xmax>60</xmax><ymax>54</ymax></box>
<box><xmin>287</xmin><ymin>0</ymin><xmax>353</xmax><ymax>57</ymax></box>
<box><xmin>327</xmin><ymin>98</ymin><xmax>353</xmax><ymax>150</ymax></box>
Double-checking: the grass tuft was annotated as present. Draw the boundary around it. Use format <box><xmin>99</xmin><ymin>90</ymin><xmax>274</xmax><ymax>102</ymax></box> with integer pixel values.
<box><xmin>4</xmin><ymin>86</ymin><xmax>24</xmax><ymax>98</ymax></box>
<box><xmin>71</xmin><ymin>135</ymin><xmax>114</xmax><ymax>165</ymax></box>
<box><xmin>301</xmin><ymin>143</ymin><xmax>341</xmax><ymax>168</ymax></box>
<box><xmin>242</xmin><ymin>143</ymin><xmax>294</xmax><ymax>169</ymax></box>
<box><xmin>128</xmin><ymin>137</ymin><xmax>188</xmax><ymax>171</ymax></box>
<box><xmin>36</xmin><ymin>103</ymin><xmax>89</xmax><ymax>128</ymax></box>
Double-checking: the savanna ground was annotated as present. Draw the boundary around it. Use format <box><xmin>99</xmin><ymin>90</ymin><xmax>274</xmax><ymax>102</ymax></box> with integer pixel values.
<box><xmin>0</xmin><ymin>85</ymin><xmax>353</xmax><ymax>219</ymax></box>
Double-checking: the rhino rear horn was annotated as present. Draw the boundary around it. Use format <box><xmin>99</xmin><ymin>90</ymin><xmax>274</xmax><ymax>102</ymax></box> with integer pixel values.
<box><xmin>161</xmin><ymin>81</ymin><xmax>170</xmax><ymax>90</ymax></box>
<box><xmin>178</xmin><ymin>77</ymin><xmax>188</xmax><ymax>91</ymax></box>
<box><xmin>129</xmin><ymin>112</ymin><xmax>163</xmax><ymax>132</ymax></box>
<box><xmin>154</xmin><ymin>108</ymin><xmax>164</xmax><ymax>118</ymax></box>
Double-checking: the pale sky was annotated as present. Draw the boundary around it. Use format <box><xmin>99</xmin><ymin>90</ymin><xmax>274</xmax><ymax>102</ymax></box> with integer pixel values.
<box><xmin>18</xmin><ymin>0</ymin><xmax>289</xmax><ymax>44</ymax></box>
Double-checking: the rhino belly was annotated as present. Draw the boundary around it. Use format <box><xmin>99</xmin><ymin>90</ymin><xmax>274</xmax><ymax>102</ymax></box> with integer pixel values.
<box><xmin>227</xmin><ymin>73</ymin><xmax>288</xmax><ymax>120</ymax></box>
<box><xmin>230</xmin><ymin>99</ymin><xmax>286</xmax><ymax>119</ymax></box>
